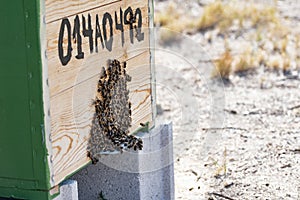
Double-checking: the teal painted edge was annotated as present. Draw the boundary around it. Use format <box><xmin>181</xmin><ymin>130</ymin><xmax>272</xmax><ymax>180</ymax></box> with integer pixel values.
<box><xmin>23</xmin><ymin>0</ymin><xmax>51</xmax><ymax>195</ymax></box>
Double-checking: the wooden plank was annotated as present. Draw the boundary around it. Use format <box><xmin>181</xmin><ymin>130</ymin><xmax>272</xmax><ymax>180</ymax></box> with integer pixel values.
<box><xmin>45</xmin><ymin>0</ymin><xmax>119</xmax><ymax>23</ymax></box>
<box><xmin>51</xmin><ymin>51</ymin><xmax>152</xmax><ymax>184</ymax></box>
<box><xmin>46</xmin><ymin>0</ymin><xmax>153</xmax><ymax>185</ymax></box>
<box><xmin>46</xmin><ymin>0</ymin><xmax>149</xmax><ymax>97</ymax></box>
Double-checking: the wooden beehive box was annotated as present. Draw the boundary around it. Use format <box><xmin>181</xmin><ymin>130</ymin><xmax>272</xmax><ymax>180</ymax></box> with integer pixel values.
<box><xmin>0</xmin><ymin>0</ymin><xmax>154</xmax><ymax>199</ymax></box>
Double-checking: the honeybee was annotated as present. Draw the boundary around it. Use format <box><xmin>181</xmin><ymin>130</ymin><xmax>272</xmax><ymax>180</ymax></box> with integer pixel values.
<box><xmin>100</xmin><ymin>67</ymin><xmax>107</xmax><ymax>79</ymax></box>
<box><xmin>125</xmin><ymin>74</ymin><xmax>132</xmax><ymax>82</ymax></box>
<box><xmin>90</xmin><ymin>58</ymin><xmax>144</xmax><ymax>153</ymax></box>
<box><xmin>87</xmin><ymin>151</ymin><xmax>99</xmax><ymax>164</ymax></box>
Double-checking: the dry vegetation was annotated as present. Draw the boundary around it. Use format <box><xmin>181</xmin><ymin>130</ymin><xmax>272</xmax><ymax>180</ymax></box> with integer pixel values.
<box><xmin>155</xmin><ymin>0</ymin><xmax>298</xmax><ymax>80</ymax></box>
<box><xmin>196</xmin><ymin>1</ymin><xmax>278</xmax><ymax>31</ymax></box>
<box><xmin>155</xmin><ymin>1</ymin><xmax>300</xmax><ymax>199</ymax></box>
<box><xmin>155</xmin><ymin>2</ymin><xmax>196</xmax><ymax>42</ymax></box>
<box><xmin>212</xmin><ymin>49</ymin><xmax>232</xmax><ymax>80</ymax></box>
<box><xmin>233</xmin><ymin>49</ymin><xmax>256</xmax><ymax>74</ymax></box>
<box><xmin>155</xmin><ymin>1</ymin><xmax>279</xmax><ymax>32</ymax></box>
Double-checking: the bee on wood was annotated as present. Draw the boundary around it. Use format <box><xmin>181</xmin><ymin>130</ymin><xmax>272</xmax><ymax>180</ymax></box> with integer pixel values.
<box><xmin>87</xmin><ymin>151</ymin><xmax>99</xmax><ymax>164</ymax></box>
<box><xmin>112</xmin><ymin>59</ymin><xmax>118</xmax><ymax>66</ymax></box>
<box><xmin>87</xmin><ymin>151</ymin><xmax>92</xmax><ymax>158</ymax></box>
<box><xmin>137</xmin><ymin>142</ymin><xmax>143</xmax><ymax>150</ymax></box>
<box><xmin>125</xmin><ymin>74</ymin><xmax>132</xmax><ymax>82</ymax></box>
<box><xmin>90</xmin><ymin>58</ymin><xmax>143</xmax><ymax>153</ymax></box>
<box><xmin>100</xmin><ymin>67</ymin><xmax>107</xmax><ymax>79</ymax></box>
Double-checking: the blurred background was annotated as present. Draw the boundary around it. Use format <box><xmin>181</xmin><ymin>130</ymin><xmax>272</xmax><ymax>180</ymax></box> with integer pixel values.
<box><xmin>153</xmin><ymin>0</ymin><xmax>300</xmax><ymax>199</ymax></box>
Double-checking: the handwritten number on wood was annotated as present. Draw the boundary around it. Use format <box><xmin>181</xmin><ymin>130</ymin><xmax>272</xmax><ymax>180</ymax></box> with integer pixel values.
<box><xmin>58</xmin><ymin>18</ymin><xmax>72</xmax><ymax>66</ymax></box>
<box><xmin>102</xmin><ymin>12</ymin><xmax>113</xmax><ymax>52</ymax></box>
<box><xmin>95</xmin><ymin>14</ymin><xmax>105</xmax><ymax>52</ymax></box>
<box><xmin>115</xmin><ymin>8</ymin><xmax>124</xmax><ymax>47</ymax></box>
<box><xmin>124</xmin><ymin>7</ymin><xmax>134</xmax><ymax>44</ymax></box>
<box><xmin>82</xmin><ymin>14</ymin><xmax>94</xmax><ymax>53</ymax></box>
<box><xmin>58</xmin><ymin>7</ymin><xmax>144</xmax><ymax>66</ymax></box>
<box><xmin>73</xmin><ymin>15</ymin><xmax>84</xmax><ymax>59</ymax></box>
<box><xmin>135</xmin><ymin>8</ymin><xmax>144</xmax><ymax>42</ymax></box>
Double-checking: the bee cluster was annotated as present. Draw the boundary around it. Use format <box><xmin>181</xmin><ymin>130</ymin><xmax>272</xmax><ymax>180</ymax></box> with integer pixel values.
<box><xmin>88</xmin><ymin>59</ymin><xmax>143</xmax><ymax>163</ymax></box>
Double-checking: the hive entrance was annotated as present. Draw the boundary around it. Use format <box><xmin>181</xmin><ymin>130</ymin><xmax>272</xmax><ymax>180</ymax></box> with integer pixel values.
<box><xmin>88</xmin><ymin>59</ymin><xmax>143</xmax><ymax>163</ymax></box>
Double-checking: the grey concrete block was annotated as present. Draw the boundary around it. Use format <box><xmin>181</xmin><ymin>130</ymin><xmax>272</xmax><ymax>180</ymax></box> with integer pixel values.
<box><xmin>72</xmin><ymin>124</ymin><xmax>174</xmax><ymax>200</ymax></box>
<box><xmin>54</xmin><ymin>180</ymin><xmax>78</xmax><ymax>200</ymax></box>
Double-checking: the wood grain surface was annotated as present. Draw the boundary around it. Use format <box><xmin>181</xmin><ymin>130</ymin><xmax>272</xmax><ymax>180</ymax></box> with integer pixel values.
<box><xmin>45</xmin><ymin>0</ymin><xmax>120</xmax><ymax>23</ymax></box>
<box><xmin>45</xmin><ymin>0</ymin><xmax>153</xmax><ymax>186</ymax></box>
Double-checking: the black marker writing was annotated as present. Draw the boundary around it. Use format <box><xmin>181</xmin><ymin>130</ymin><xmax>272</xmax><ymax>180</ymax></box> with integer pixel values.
<box><xmin>58</xmin><ymin>18</ymin><xmax>72</xmax><ymax>66</ymax></box>
<box><xmin>57</xmin><ymin>7</ymin><xmax>144</xmax><ymax>66</ymax></box>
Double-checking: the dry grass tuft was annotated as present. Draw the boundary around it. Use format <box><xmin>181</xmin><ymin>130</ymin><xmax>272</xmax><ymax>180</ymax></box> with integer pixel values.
<box><xmin>247</xmin><ymin>6</ymin><xmax>278</xmax><ymax>27</ymax></box>
<box><xmin>155</xmin><ymin>2</ymin><xmax>196</xmax><ymax>42</ymax></box>
<box><xmin>233</xmin><ymin>48</ymin><xmax>259</xmax><ymax>75</ymax></box>
<box><xmin>282</xmin><ymin>53</ymin><xmax>291</xmax><ymax>72</ymax></box>
<box><xmin>155</xmin><ymin>1</ymin><xmax>283</xmax><ymax>46</ymax></box>
<box><xmin>212</xmin><ymin>49</ymin><xmax>233</xmax><ymax>80</ymax></box>
<box><xmin>155</xmin><ymin>1</ymin><xmax>294</xmax><ymax>77</ymax></box>
<box><xmin>197</xmin><ymin>1</ymin><xmax>227</xmax><ymax>31</ymax></box>
<box><xmin>196</xmin><ymin>1</ymin><xmax>280</xmax><ymax>32</ymax></box>
<box><xmin>234</xmin><ymin>55</ymin><xmax>252</xmax><ymax>74</ymax></box>
<box><xmin>154</xmin><ymin>3</ymin><xmax>179</xmax><ymax>27</ymax></box>
<box><xmin>214</xmin><ymin>148</ymin><xmax>227</xmax><ymax>177</ymax></box>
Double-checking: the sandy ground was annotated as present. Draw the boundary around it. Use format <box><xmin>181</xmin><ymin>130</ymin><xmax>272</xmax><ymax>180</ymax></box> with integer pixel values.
<box><xmin>154</xmin><ymin>0</ymin><xmax>300</xmax><ymax>199</ymax></box>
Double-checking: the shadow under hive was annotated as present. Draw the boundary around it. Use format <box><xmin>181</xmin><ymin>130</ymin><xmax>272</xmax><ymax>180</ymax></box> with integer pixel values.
<box><xmin>88</xmin><ymin>59</ymin><xmax>143</xmax><ymax>163</ymax></box>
